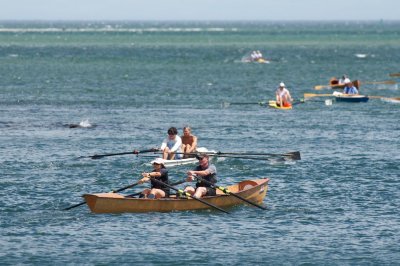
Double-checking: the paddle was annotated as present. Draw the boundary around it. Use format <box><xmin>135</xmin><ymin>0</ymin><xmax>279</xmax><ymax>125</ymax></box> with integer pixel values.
<box><xmin>82</xmin><ymin>148</ymin><xmax>158</xmax><ymax>159</ymax></box>
<box><xmin>222</xmin><ymin>101</ymin><xmax>267</xmax><ymax>108</ymax></box>
<box><xmin>63</xmin><ymin>181</ymin><xmax>141</xmax><ymax>210</ymax></box>
<box><xmin>149</xmin><ymin>177</ymin><xmax>229</xmax><ymax>214</ymax></box>
<box><xmin>314</xmin><ymin>80</ymin><xmax>396</xmax><ymax>90</ymax></box>
<box><xmin>175</xmin><ymin>151</ymin><xmax>300</xmax><ymax>160</ymax></box>
<box><xmin>304</xmin><ymin>93</ymin><xmax>333</xmax><ymax>99</ymax></box>
<box><xmin>389</xmin><ymin>73</ymin><xmax>400</xmax><ymax>77</ymax></box>
<box><xmin>193</xmin><ymin>175</ymin><xmax>267</xmax><ymax>210</ymax></box>
<box><xmin>362</xmin><ymin>80</ymin><xmax>396</xmax><ymax>85</ymax></box>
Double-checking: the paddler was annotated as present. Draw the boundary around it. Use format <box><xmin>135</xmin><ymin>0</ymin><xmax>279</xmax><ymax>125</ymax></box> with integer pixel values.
<box><xmin>343</xmin><ymin>78</ymin><xmax>359</xmax><ymax>95</ymax></box>
<box><xmin>160</xmin><ymin>127</ymin><xmax>182</xmax><ymax>160</ymax></box>
<box><xmin>275</xmin><ymin>82</ymin><xmax>293</xmax><ymax>107</ymax></box>
<box><xmin>183</xmin><ymin>153</ymin><xmax>217</xmax><ymax>198</ymax></box>
<box><xmin>138</xmin><ymin>158</ymin><xmax>169</xmax><ymax>199</ymax></box>
<box><xmin>180</xmin><ymin>126</ymin><xmax>198</xmax><ymax>158</ymax></box>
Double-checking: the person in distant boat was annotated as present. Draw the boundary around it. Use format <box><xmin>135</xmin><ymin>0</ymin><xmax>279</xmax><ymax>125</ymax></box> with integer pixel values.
<box><xmin>184</xmin><ymin>153</ymin><xmax>217</xmax><ymax>198</ymax></box>
<box><xmin>256</xmin><ymin>50</ymin><xmax>263</xmax><ymax>60</ymax></box>
<box><xmin>338</xmin><ymin>75</ymin><xmax>348</xmax><ymax>85</ymax></box>
<box><xmin>160</xmin><ymin>127</ymin><xmax>182</xmax><ymax>160</ymax></box>
<box><xmin>181</xmin><ymin>126</ymin><xmax>198</xmax><ymax>158</ymax></box>
<box><xmin>275</xmin><ymin>82</ymin><xmax>293</xmax><ymax>107</ymax></box>
<box><xmin>138</xmin><ymin>158</ymin><xmax>169</xmax><ymax>199</ymax></box>
<box><xmin>343</xmin><ymin>78</ymin><xmax>359</xmax><ymax>95</ymax></box>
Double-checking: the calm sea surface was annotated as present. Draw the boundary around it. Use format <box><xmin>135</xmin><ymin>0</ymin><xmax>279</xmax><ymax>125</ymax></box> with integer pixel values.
<box><xmin>1</xmin><ymin>21</ymin><xmax>399</xmax><ymax>265</ymax></box>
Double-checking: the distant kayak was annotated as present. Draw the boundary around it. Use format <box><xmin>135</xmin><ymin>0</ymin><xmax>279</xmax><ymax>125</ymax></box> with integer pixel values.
<box><xmin>268</xmin><ymin>100</ymin><xmax>292</xmax><ymax>110</ymax></box>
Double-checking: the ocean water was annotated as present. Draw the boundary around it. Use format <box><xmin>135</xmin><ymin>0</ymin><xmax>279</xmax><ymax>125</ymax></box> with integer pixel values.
<box><xmin>1</xmin><ymin>21</ymin><xmax>399</xmax><ymax>265</ymax></box>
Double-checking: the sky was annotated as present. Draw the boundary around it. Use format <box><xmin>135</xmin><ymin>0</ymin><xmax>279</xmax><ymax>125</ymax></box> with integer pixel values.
<box><xmin>0</xmin><ymin>0</ymin><xmax>399</xmax><ymax>21</ymax></box>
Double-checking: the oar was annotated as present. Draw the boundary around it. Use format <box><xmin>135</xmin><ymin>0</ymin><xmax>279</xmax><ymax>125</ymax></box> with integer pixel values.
<box><xmin>304</xmin><ymin>93</ymin><xmax>333</xmax><ymax>99</ymax></box>
<box><xmin>193</xmin><ymin>175</ymin><xmax>267</xmax><ymax>210</ymax></box>
<box><xmin>212</xmin><ymin>151</ymin><xmax>301</xmax><ymax>160</ymax></box>
<box><xmin>314</xmin><ymin>80</ymin><xmax>396</xmax><ymax>90</ymax></box>
<box><xmin>175</xmin><ymin>151</ymin><xmax>300</xmax><ymax>160</ymax></box>
<box><xmin>63</xmin><ymin>181</ymin><xmax>140</xmax><ymax>210</ymax></box>
<box><xmin>149</xmin><ymin>177</ymin><xmax>229</xmax><ymax>214</ymax></box>
<box><xmin>314</xmin><ymin>84</ymin><xmax>333</xmax><ymax>90</ymax></box>
<box><xmin>389</xmin><ymin>73</ymin><xmax>400</xmax><ymax>77</ymax></box>
<box><xmin>362</xmin><ymin>80</ymin><xmax>396</xmax><ymax>85</ymax></box>
<box><xmin>83</xmin><ymin>148</ymin><xmax>158</xmax><ymax>159</ymax></box>
<box><xmin>222</xmin><ymin>101</ymin><xmax>267</xmax><ymax>108</ymax></box>
<box><xmin>367</xmin><ymin>95</ymin><xmax>400</xmax><ymax>101</ymax></box>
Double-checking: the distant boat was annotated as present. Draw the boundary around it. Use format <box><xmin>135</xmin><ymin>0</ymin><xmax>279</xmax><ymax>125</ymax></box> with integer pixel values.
<box><xmin>329</xmin><ymin>78</ymin><xmax>360</xmax><ymax>89</ymax></box>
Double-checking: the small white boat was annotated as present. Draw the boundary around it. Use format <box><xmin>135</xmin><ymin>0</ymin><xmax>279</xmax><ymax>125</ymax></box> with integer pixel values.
<box><xmin>148</xmin><ymin>147</ymin><xmax>216</xmax><ymax>167</ymax></box>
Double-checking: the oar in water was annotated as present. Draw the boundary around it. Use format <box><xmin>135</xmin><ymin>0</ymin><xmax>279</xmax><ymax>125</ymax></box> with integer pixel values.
<box><xmin>222</xmin><ymin>101</ymin><xmax>267</xmax><ymax>108</ymax></box>
<box><xmin>305</xmin><ymin>93</ymin><xmax>400</xmax><ymax>101</ymax></box>
<box><xmin>149</xmin><ymin>177</ymin><xmax>229</xmax><ymax>214</ymax></box>
<box><xmin>63</xmin><ymin>181</ymin><xmax>141</xmax><ymax>210</ymax></box>
<box><xmin>314</xmin><ymin>80</ymin><xmax>396</xmax><ymax>90</ymax></box>
<box><xmin>304</xmin><ymin>93</ymin><xmax>334</xmax><ymax>99</ymax></box>
<box><xmin>81</xmin><ymin>148</ymin><xmax>158</xmax><ymax>159</ymax></box>
<box><xmin>193</xmin><ymin>175</ymin><xmax>267</xmax><ymax>210</ymax></box>
<box><xmin>362</xmin><ymin>80</ymin><xmax>396</xmax><ymax>85</ymax></box>
<box><xmin>213</xmin><ymin>151</ymin><xmax>301</xmax><ymax>160</ymax></box>
<box><xmin>174</xmin><ymin>151</ymin><xmax>301</xmax><ymax>161</ymax></box>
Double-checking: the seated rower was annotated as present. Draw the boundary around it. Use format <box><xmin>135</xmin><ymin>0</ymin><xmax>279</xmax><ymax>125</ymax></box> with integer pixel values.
<box><xmin>343</xmin><ymin>78</ymin><xmax>359</xmax><ymax>95</ymax></box>
<box><xmin>160</xmin><ymin>127</ymin><xmax>182</xmax><ymax>160</ymax></box>
<box><xmin>184</xmin><ymin>153</ymin><xmax>217</xmax><ymax>198</ymax></box>
<box><xmin>138</xmin><ymin>158</ymin><xmax>169</xmax><ymax>199</ymax></box>
<box><xmin>181</xmin><ymin>126</ymin><xmax>198</xmax><ymax>158</ymax></box>
<box><xmin>275</xmin><ymin>82</ymin><xmax>293</xmax><ymax>107</ymax></box>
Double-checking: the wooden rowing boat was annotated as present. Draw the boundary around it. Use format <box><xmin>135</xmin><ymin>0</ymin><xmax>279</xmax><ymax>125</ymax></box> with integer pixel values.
<box><xmin>268</xmin><ymin>100</ymin><xmax>292</xmax><ymax>110</ymax></box>
<box><xmin>335</xmin><ymin>94</ymin><xmax>369</xmax><ymax>103</ymax></box>
<box><xmin>83</xmin><ymin>178</ymin><xmax>269</xmax><ymax>213</ymax></box>
<box><xmin>329</xmin><ymin>78</ymin><xmax>360</xmax><ymax>89</ymax></box>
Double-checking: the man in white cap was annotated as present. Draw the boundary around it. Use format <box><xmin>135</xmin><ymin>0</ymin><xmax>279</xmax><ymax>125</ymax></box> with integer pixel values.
<box><xmin>343</xmin><ymin>78</ymin><xmax>359</xmax><ymax>95</ymax></box>
<box><xmin>275</xmin><ymin>82</ymin><xmax>293</xmax><ymax>107</ymax></box>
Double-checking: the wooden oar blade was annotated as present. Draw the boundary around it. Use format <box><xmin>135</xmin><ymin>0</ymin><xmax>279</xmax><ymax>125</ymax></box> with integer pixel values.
<box><xmin>389</xmin><ymin>73</ymin><xmax>400</xmax><ymax>77</ymax></box>
<box><xmin>314</xmin><ymin>85</ymin><xmax>330</xmax><ymax>90</ymax></box>
<box><xmin>284</xmin><ymin>151</ymin><xmax>301</xmax><ymax>160</ymax></box>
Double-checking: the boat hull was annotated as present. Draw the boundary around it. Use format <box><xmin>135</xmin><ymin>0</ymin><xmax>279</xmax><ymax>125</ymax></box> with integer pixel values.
<box><xmin>268</xmin><ymin>100</ymin><xmax>292</xmax><ymax>110</ymax></box>
<box><xmin>83</xmin><ymin>178</ymin><xmax>269</xmax><ymax>213</ymax></box>
<box><xmin>335</xmin><ymin>95</ymin><xmax>369</xmax><ymax>102</ymax></box>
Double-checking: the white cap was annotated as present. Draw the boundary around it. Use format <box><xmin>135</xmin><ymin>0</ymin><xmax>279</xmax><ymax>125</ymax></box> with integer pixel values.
<box><xmin>279</xmin><ymin>82</ymin><xmax>285</xmax><ymax>87</ymax></box>
<box><xmin>151</xmin><ymin>158</ymin><xmax>165</xmax><ymax>165</ymax></box>
<box><xmin>344</xmin><ymin>78</ymin><xmax>351</xmax><ymax>84</ymax></box>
